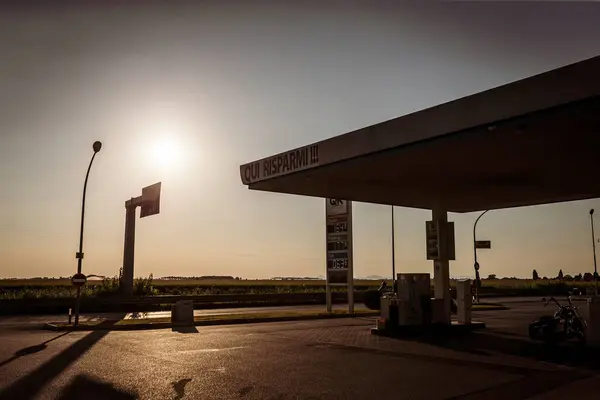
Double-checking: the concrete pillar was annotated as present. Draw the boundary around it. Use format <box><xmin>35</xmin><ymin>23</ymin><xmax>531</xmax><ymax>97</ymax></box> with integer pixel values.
<box><xmin>325</xmin><ymin>284</ymin><xmax>332</xmax><ymax>312</ymax></box>
<box><xmin>432</xmin><ymin>207</ymin><xmax>451</xmax><ymax>324</ymax></box>
<box><xmin>456</xmin><ymin>279</ymin><xmax>472</xmax><ymax>324</ymax></box>
<box><xmin>122</xmin><ymin>199</ymin><xmax>137</xmax><ymax>297</ymax></box>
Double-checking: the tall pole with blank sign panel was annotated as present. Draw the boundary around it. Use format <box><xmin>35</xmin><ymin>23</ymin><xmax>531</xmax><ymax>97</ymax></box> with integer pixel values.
<box><xmin>121</xmin><ymin>182</ymin><xmax>162</xmax><ymax>296</ymax></box>
<box><xmin>140</xmin><ymin>182</ymin><xmax>161</xmax><ymax>218</ymax></box>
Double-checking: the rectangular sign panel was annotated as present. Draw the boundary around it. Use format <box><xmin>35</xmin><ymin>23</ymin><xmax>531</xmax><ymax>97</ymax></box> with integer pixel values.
<box><xmin>327</xmin><ymin>270</ymin><xmax>349</xmax><ymax>285</ymax></box>
<box><xmin>325</xmin><ymin>198</ymin><xmax>354</xmax><ymax>313</ymax></box>
<box><xmin>446</xmin><ymin>221</ymin><xmax>456</xmax><ymax>261</ymax></box>
<box><xmin>425</xmin><ymin>221</ymin><xmax>439</xmax><ymax>260</ymax></box>
<box><xmin>325</xmin><ymin>199</ymin><xmax>353</xmax><ymax>286</ymax></box>
<box><xmin>140</xmin><ymin>182</ymin><xmax>161</xmax><ymax>218</ymax></box>
<box><xmin>426</xmin><ymin>220</ymin><xmax>455</xmax><ymax>260</ymax></box>
<box><xmin>475</xmin><ymin>240</ymin><xmax>491</xmax><ymax>249</ymax></box>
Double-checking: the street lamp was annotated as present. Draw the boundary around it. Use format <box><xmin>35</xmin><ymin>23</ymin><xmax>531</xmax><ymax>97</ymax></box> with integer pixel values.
<box><xmin>473</xmin><ymin>209</ymin><xmax>489</xmax><ymax>304</ymax></box>
<box><xmin>74</xmin><ymin>141</ymin><xmax>102</xmax><ymax>326</ymax></box>
<box><xmin>591</xmin><ymin>209</ymin><xmax>598</xmax><ymax>294</ymax></box>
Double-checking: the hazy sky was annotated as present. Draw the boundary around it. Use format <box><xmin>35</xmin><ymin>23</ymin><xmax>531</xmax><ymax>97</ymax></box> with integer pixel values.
<box><xmin>1</xmin><ymin>1</ymin><xmax>599</xmax><ymax>280</ymax></box>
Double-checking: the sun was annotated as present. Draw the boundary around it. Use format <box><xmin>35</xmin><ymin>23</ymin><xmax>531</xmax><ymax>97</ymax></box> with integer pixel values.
<box><xmin>152</xmin><ymin>139</ymin><xmax>180</xmax><ymax>167</ymax></box>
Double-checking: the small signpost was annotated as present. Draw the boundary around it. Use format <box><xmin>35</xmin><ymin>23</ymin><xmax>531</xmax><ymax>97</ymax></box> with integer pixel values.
<box><xmin>473</xmin><ymin>239</ymin><xmax>491</xmax><ymax>304</ymax></box>
<box><xmin>475</xmin><ymin>240</ymin><xmax>492</xmax><ymax>249</ymax></box>
<box><xmin>71</xmin><ymin>273</ymin><xmax>87</xmax><ymax>287</ymax></box>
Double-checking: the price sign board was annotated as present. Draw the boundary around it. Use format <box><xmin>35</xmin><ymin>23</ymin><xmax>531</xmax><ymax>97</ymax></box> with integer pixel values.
<box><xmin>425</xmin><ymin>221</ymin><xmax>439</xmax><ymax>260</ymax></box>
<box><xmin>325</xmin><ymin>199</ymin><xmax>353</xmax><ymax>286</ymax></box>
<box><xmin>426</xmin><ymin>220</ymin><xmax>456</xmax><ymax>260</ymax></box>
<box><xmin>325</xmin><ymin>198</ymin><xmax>354</xmax><ymax>313</ymax></box>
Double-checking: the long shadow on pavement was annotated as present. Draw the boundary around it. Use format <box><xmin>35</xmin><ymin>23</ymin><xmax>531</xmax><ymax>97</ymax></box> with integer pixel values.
<box><xmin>0</xmin><ymin>331</ymin><xmax>71</xmax><ymax>369</ymax></box>
<box><xmin>0</xmin><ymin>317</ymin><xmax>128</xmax><ymax>400</ymax></box>
<box><xmin>172</xmin><ymin>325</ymin><xmax>198</xmax><ymax>334</ymax></box>
<box><xmin>415</xmin><ymin>331</ymin><xmax>600</xmax><ymax>371</ymax></box>
<box><xmin>57</xmin><ymin>374</ymin><xmax>137</xmax><ymax>400</ymax></box>
<box><xmin>403</xmin><ymin>331</ymin><xmax>598</xmax><ymax>400</ymax></box>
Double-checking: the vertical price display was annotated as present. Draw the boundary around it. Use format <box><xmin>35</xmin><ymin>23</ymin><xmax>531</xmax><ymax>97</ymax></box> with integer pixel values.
<box><xmin>325</xmin><ymin>199</ymin><xmax>352</xmax><ymax>286</ymax></box>
<box><xmin>425</xmin><ymin>220</ymin><xmax>439</xmax><ymax>260</ymax></box>
<box><xmin>425</xmin><ymin>220</ymin><xmax>456</xmax><ymax>261</ymax></box>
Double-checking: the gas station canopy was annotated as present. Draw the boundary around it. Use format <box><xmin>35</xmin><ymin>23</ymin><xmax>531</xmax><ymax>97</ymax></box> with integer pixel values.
<box><xmin>240</xmin><ymin>56</ymin><xmax>600</xmax><ymax>213</ymax></box>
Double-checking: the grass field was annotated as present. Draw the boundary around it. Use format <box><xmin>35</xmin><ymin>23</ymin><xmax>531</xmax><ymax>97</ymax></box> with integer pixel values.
<box><xmin>0</xmin><ymin>278</ymin><xmax>380</xmax><ymax>287</ymax></box>
<box><xmin>1</xmin><ymin>277</ymin><xmax>597</xmax><ymax>300</ymax></box>
<box><xmin>1</xmin><ymin>277</ymin><xmax>597</xmax><ymax>288</ymax></box>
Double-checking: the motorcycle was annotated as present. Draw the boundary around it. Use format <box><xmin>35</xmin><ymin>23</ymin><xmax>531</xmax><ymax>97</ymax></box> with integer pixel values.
<box><xmin>363</xmin><ymin>281</ymin><xmax>392</xmax><ymax>310</ymax></box>
<box><xmin>528</xmin><ymin>296</ymin><xmax>587</xmax><ymax>344</ymax></box>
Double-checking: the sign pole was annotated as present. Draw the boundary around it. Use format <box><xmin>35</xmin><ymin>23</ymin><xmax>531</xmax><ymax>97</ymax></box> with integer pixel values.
<box><xmin>591</xmin><ymin>209</ymin><xmax>598</xmax><ymax>294</ymax></box>
<box><xmin>325</xmin><ymin>199</ymin><xmax>333</xmax><ymax>313</ymax></box>
<box><xmin>71</xmin><ymin>272</ymin><xmax>88</xmax><ymax>325</ymax></box>
<box><xmin>120</xmin><ymin>182</ymin><xmax>162</xmax><ymax>297</ymax></box>
<box><xmin>122</xmin><ymin>199</ymin><xmax>139</xmax><ymax>297</ymax></box>
<box><xmin>432</xmin><ymin>207</ymin><xmax>451</xmax><ymax>323</ymax></box>
<box><xmin>347</xmin><ymin>201</ymin><xmax>354</xmax><ymax>315</ymax></box>
<box><xmin>325</xmin><ymin>198</ymin><xmax>332</xmax><ymax>313</ymax></box>
<box><xmin>74</xmin><ymin>286</ymin><xmax>82</xmax><ymax>326</ymax></box>
<box><xmin>325</xmin><ymin>279</ymin><xmax>332</xmax><ymax>313</ymax></box>
<box><xmin>391</xmin><ymin>205</ymin><xmax>396</xmax><ymax>292</ymax></box>
<box><xmin>473</xmin><ymin>210</ymin><xmax>489</xmax><ymax>304</ymax></box>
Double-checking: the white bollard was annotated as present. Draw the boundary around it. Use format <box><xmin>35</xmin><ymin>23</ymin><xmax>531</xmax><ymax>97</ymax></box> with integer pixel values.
<box><xmin>456</xmin><ymin>279</ymin><xmax>472</xmax><ymax>324</ymax></box>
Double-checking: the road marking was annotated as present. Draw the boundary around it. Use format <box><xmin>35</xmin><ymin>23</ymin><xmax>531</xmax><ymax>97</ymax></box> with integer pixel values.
<box><xmin>184</xmin><ymin>346</ymin><xmax>246</xmax><ymax>353</ymax></box>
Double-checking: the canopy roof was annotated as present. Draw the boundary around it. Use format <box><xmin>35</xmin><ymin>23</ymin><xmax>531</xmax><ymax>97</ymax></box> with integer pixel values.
<box><xmin>240</xmin><ymin>56</ymin><xmax>600</xmax><ymax>213</ymax></box>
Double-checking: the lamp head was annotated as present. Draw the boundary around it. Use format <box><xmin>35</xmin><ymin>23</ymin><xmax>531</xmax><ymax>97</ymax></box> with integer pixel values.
<box><xmin>93</xmin><ymin>141</ymin><xmax>102</xmax><ymax>153</ymax></box>
<box><xmin>591</xmin><ymin>209</ymin><xmax>595</xmax><ymax>216</ymax></box>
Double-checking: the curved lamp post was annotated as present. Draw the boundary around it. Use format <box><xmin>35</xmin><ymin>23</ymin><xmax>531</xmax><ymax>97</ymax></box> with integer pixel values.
<box><xmin>591</xmin><ymin>209</ymin><xmax>598</xmax><ymax>293</ymax></box>
<box><xmin>74</xmin><ymin>141</ymin><xmax>102</xmax><ymax>326</ymax></box>
<box><xmin>473</xmin><ymin>209</ymin><xmax>489</xmax><ymax>304</ymax></box>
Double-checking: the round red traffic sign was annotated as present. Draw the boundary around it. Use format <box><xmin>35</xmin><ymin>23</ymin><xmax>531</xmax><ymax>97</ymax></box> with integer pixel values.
<box><xmin>71</xmin><ymin>273</ymin><xmax>87</xmax><ymax>287</ymax></box>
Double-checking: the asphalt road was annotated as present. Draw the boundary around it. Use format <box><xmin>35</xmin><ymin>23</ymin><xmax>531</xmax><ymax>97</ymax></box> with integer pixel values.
<box><xmin>1</xmin><ymin>299</ymin><xmax>599</xmax><ymax>399</ymax></box>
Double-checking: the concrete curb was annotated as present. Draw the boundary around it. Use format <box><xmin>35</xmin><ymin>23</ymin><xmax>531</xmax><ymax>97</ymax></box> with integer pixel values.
<box><xmin>472</xmin><ymin>305</ymin><xmax>509</xmax><ymax>311</ymax></box>
<box><xmin>42</xmin><ymin>304</ymin><xmax>507</xmax><ymax>332</ymax></box>
<box><xmin>43</xmin><ymin>311</ymin><xmax>380</xmax><ymax>332</ymax></box>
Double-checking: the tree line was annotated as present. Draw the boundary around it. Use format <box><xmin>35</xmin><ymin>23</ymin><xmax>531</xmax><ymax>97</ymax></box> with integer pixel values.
<box><xmin>485</xmin><ymin>270</ymin><xmax>597</xmax><ymax>281</ymax></box>
<box><xmin>531</xmin><ymin>269</ymin><xmax>597</xmax><ymax>282</ymax></box>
